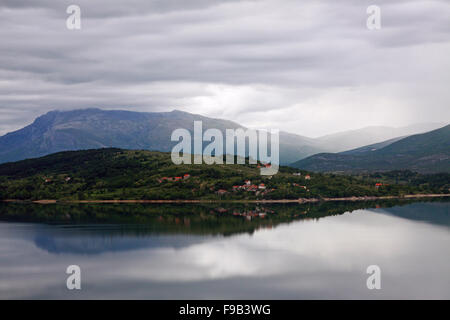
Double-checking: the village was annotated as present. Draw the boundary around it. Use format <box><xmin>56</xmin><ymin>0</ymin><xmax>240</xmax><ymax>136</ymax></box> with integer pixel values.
<box><xmin>41</xmin><ymin>170</ymin><xmax>386</xmax><ymax>198</ymax></box>
<box><xmin>157</xmin><ymin>174</ymin><xmax>190</xmax><ymax>183</ymax></box>
<box><xmin>155</xmin><ymin>170</ymin><xmax>317</xmax><ymax>197</ymax></box>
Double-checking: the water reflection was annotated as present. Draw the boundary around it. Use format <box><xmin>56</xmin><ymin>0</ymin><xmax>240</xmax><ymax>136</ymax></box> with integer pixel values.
<box><xmin>374</xmin><ymin>201</ymin><xmax>449</xmax><ymax>226</ymax></box>
<box><xmin>0</xmin><ymin>200</ymin><xmax>448</xmax><ymax>299</ymax></box>
<box><xmin>33</xmin><ymin>228</ymin><xmax>210</xmax><ymax>254</ymax></box>
<box><xmin>1</xmin><ymin>199</ymin><xmax>448</xmax><ymax>235</ymax></box>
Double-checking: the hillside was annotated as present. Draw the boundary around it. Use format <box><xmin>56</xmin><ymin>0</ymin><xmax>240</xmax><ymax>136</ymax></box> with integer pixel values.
<box><xmin>292</xmin><ymin>124</ymin><xmax>450</xmax><ymax>173</ymax></box>
<box><xmin>315</xmin><ymin>123</ymin><xmax>445</xmax><ymax>152</ymax></box>
<box><xmin>340</xmin><ymin>136</ymin><xmax>406</xmax><ymax>155</ymax></box>
<box><xmin>0</xmin><ymin>108</ymin><xmax>324</xmax><ymax>165</ymax></box>
<box><xmin>0</xmin><ymin>148</ymin><xmax>448</xmax><ymax>201</ymax></box>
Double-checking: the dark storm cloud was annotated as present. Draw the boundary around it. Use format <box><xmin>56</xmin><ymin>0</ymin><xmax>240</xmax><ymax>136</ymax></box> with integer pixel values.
<box><xmin>0</xmin><ymin>0</ymin><xmax>449</xmax><ymax>136</ymax></box>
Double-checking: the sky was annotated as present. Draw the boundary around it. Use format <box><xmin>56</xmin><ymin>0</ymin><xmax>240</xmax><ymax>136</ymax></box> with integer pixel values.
<box><xmin>0</xmin><ymin>0</ymin><xmax>449</xmax><ymax>137</ymax></box>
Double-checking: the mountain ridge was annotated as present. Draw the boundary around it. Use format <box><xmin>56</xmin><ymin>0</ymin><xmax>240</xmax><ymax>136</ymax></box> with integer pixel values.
<box><xmin>291</xmin><ymin>124</ymin><xmax>450</xmax><ymax>174</ymax></box>
<box><xmin>0</xmin><ymin>108</ymin><xmax>446</xmax><ymax>166</ymax></box>
<box><xmin>0</xmin><ymin>108</ymin><xmax>324</xmax><ymax>165</ymax></box>
<box><xmin>315</xmin><ymin>123</ymin><xmax>446</xmax><ymax>152</ymax></box>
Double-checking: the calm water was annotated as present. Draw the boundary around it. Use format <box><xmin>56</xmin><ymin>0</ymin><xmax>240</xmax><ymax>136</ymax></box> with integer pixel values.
<box><xmin>0</xmin><ymin>201</ymin><xmax>449</xmax><ymax>299</ymax></box>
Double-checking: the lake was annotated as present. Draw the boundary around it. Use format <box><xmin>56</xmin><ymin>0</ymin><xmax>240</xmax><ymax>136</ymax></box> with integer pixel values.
<box><xmin>0</xmin><ymin>200</ymin><xmax>449</xmax><ymax>299</ymax></box>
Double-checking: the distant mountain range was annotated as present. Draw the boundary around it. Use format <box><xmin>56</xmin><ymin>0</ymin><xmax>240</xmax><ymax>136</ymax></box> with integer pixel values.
<box><xmin>315</xmin><ymin>123</ymin><xmax>445</xmax><ymax>153</ymax></box>
<box><xmin>291</xmin><ymin>125</ymin><xmax>450</xmax><ymax>174</ymax></box>
<box><xmin>0</xmin><ymin>108</ymin><xmax>446</xmax><ymax>166</ymax></box>
<box><xmin>0</xmin><ymin>108</ymin><xmax>323</xmax><ymax>165</ymax></box>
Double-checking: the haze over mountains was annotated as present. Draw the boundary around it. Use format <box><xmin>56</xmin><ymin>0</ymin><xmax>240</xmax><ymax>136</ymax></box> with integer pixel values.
<box><xmin>292</xmin><ymin>125</ymin><xmax>450</xmax><ymax>174</ymax></box>
<box><xmin>0</xmin><ymin>108</ymin><xmax>446</xmax><ymax>168</ymax></box>
<box><xmin>315</xmin><ymin>123</ymin><xmax>446</xmax><ymax>153</ymax></box>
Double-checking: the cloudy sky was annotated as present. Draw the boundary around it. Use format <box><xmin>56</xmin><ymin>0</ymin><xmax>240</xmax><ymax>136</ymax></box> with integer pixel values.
<box><xmin>0</xmin><ymin>0</ymin><xmax>449</xmax><ymax>137</ymax></box>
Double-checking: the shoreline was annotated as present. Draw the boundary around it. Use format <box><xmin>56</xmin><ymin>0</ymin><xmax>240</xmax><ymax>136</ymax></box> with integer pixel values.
<box><xmin>1</xmin><ymin>194</ymin><xmax>449</xmax><ymax>204</ymax></box>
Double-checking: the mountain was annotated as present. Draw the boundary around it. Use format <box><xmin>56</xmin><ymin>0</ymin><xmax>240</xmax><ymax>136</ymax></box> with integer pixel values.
<box><xmin>315</xmin><ymin>123</ymin><xmax>446</xmax><ymax>152</ymax></box>
<box><xmin>0</xmin><ymin>108</ymin><xmax>444</xmax><ymax>165</ymax></box>
<box><xmin>277</xmin><ymin>131</ymin><xmax>326</xmax><ymax>165</ymax></box>
<box><xmin>0</xmin><ymin>108</ymin><xmax>241</xmax><ymax>161</ymax></box>
<box><xmin>291</xmin><ymin>124</ymin><xmax>450</xmax><ymax>174</ymax></box>
<box><xmin>340</xmin><ymin>136</ymin><xmax>406</xmax><ymax>155</ymax></box>
<box><xmin>0</xmin><ymin>108</ymin><xmax>324</xmax><ymax>165</ymax></box>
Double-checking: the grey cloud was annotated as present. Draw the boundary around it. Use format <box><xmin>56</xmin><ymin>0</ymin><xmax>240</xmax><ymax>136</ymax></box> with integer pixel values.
<box><xmin>0</xmin><ymin>0</ymin><xmax>449</xmax><ymax>136</ymax></box>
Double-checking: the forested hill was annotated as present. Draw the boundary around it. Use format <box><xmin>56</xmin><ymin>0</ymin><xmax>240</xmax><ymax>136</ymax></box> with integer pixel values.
<box><xmin>0</xmin><ymin>148</ymin><xmax>448</xmax><ymax>201</ymax></box>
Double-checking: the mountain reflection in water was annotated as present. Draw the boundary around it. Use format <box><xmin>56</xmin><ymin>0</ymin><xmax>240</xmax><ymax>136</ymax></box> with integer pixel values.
<box><xmin>0</xmin><ymin>200</ymin><xmax>448</xmax><ymax>299</ymax></box>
